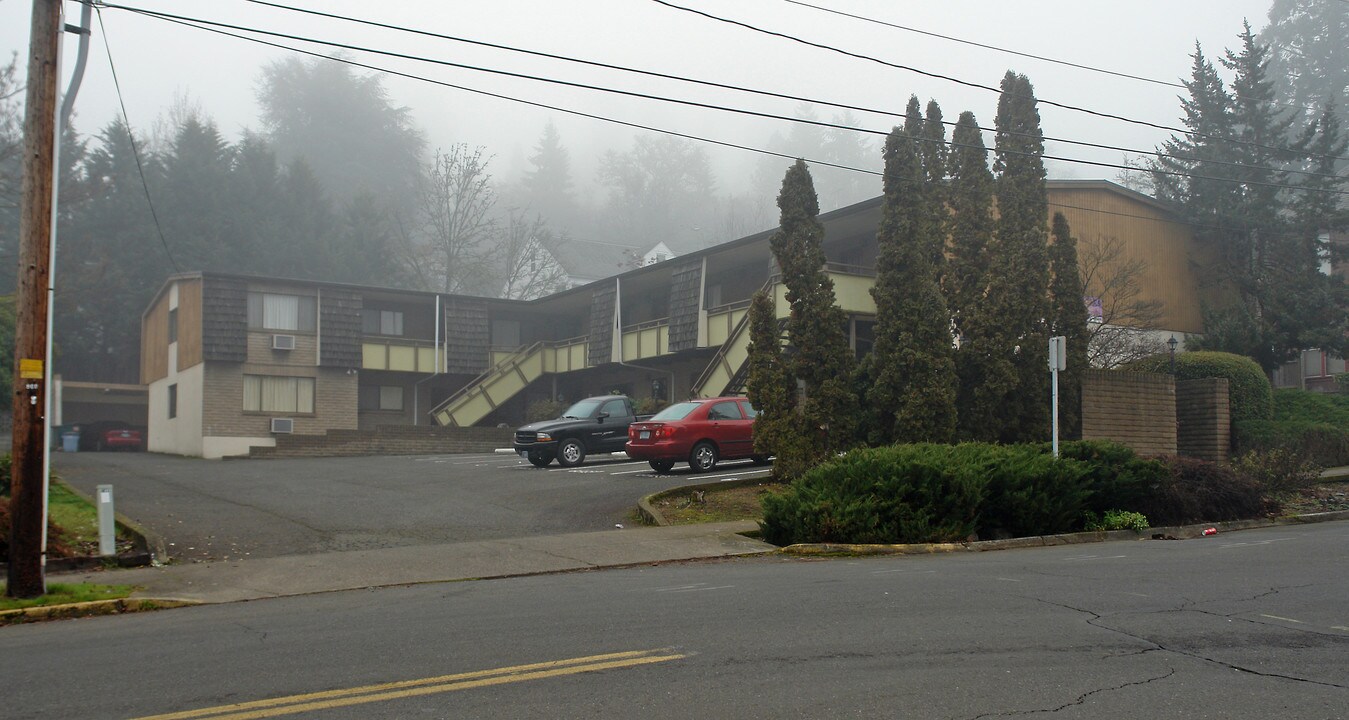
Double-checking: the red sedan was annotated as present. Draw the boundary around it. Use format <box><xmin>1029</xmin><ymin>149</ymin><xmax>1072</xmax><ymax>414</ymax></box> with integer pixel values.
<box><xmin>626</xmin><ymin>397</ymin><xmax>770</xmax><ymax>473</ymax></box>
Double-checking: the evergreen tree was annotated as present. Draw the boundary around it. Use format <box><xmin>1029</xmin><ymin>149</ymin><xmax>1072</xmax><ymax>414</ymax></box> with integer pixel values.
<box><xmin>946</xmin><ymin>111</ymin><xmax>1010</xmax><ymax>441</ymax></box>
<box><xmin>744</xmin><ymin>289</ymin><xmax>796</xmax><ymax>462</ymax></box>
<box><xmin>769</xmin><ymin>159</ymin><xmax>858</xmax><ymax>477</ymax></box>
<box><xmin>1262</xmin><ymin>0</ymin><xmax>1349</xmax><ymax>153</ymax></box>
<box><xmin>990</xmin><ymin>71</ymin><xmax>1051</xmax><ymax>443</ymax></box>
<box><xmin>1047</xmin><ymin>212</ymin><xmax>1090</xmax><ymax>438</ymax></box>
<box><xmin>159</xmin><ymin>113</ymin><xmax>236</xmax><ymax>271</ymax></box>
<box><xmin>868</xmin><ymin>119</ymin><xmax>957</xmax><ymax>444</ymax></box>
<box><xmin>521</xmin><ymin>120</ymin><xmax>578</xmax><ymax>231</ymax></box>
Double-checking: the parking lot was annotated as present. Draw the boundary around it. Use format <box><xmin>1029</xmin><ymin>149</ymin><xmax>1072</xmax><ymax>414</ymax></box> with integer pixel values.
<box><xmin>52</xmin><ymin>450</ymin><xmax>773</xmax><ymax>563</ymax></box>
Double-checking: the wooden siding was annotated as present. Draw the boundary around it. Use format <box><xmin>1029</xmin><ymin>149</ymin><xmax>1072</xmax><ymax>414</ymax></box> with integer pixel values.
<box><xmin>176</xmin><ymin>277</ymin><xmax>204</xmax><ymax>371</ymax></box>
<box><xmin>141</xmin><ymin>288</ymin><xmax>171</xmax><ymax>384</ymax></box>
<box><xmin>587</xmin><ymin>283</ymin><xmax>616</xmax><ymax>366</ymax></box>
<box><xmin>319</xmin><ymin>288</ymin><xmax>362</xmax><ymax>368</ymax></box>
<box><xmin>201</xmin><ymin>276</ymin><xmax>249</xmax><ymax>362</ymax></box>
<box><xmin>1046</xmin><ymin>187</ymin><xmax>1206</xmax><ymax>334</ymax></box>
<box><xmin>667</xmin><ymin>260</ymin><xmax>702</xmax><ymax>352</ymax></box>
<box><xmin>443</xmin><ymin>296</ymin><xmax>489</xmax><ymax>374</ymax></box>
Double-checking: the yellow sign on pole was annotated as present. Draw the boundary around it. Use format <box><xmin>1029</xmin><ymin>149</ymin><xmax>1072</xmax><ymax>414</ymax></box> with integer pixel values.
<box><xmin>19</xmin><ymin>358</ymin><xmax>43</xmax><ymax>380</ymax></box>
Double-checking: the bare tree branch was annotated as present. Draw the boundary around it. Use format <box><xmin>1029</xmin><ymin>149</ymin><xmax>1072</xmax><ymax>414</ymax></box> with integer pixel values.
<box><xmin>1079</xmin><ymin>235</ymin><xmax>1168</xmax><ymax>367</ymax></box>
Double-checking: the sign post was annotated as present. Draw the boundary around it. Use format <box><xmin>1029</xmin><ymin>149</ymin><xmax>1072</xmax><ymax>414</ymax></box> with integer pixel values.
<box><xmin>1048</xmin><ymin>336</ymin><xmax>1066</xmax><ymax>458</ymax></box>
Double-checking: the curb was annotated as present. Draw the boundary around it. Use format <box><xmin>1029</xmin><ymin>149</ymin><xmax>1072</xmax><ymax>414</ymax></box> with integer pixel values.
<box><xmin>54</xmin><ymin>478</ymin><xmax>168</xmax><ymax>565</ymax></box>
<box><xmin>781</xmin><ymin>509</ymin><xmax>1349</xmax><ymax>556</ymax></box>
<box><xmin>0</xmin><ymin>597</ymin><xmax>200</xmax><ymax>626</ymax></box>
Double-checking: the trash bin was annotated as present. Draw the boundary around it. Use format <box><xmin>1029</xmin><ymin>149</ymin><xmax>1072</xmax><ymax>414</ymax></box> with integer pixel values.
<box><xmin>61</xmin><ymin>431</ymin><xmax>80</xmax><ymax>452</ymax></box>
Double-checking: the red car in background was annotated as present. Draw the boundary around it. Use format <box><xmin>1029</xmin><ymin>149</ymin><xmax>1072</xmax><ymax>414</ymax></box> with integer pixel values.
<box><xmin>626</xmin><ymin>397</ymin><xmax>770</xmax><ymax>473</ymax></box>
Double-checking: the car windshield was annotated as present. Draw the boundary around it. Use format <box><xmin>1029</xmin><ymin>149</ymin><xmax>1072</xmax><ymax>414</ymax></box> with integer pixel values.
<box><xmin>650</xmin><ymin>401</ymin><xmax>701</xmax><ymax>421</ymax></box>
<box><xmin>561</xmin><ymin>399</ymin><xmax>605</xmax><ymax>418</ymax></box>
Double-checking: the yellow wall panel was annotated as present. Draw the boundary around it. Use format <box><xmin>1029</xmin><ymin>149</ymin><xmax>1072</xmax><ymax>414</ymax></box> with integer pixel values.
<box><xmin>388</xmin><ymin>345</ymin><xmax>416</xmax><ymax>372</ymax></box>
<box><xmin>361</xmin><ymin>343</ymin><xmax>387</xmax><ymax>370</ymax></box>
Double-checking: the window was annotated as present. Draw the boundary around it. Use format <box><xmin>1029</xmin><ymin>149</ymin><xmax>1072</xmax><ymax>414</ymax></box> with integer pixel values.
<box><xmin>167</xmin><ymin>384</ymin><xmax>177</xmax><ymax>419</ymax></box>
<box><xmin>708</xmin><ymin>401</ymin><xmax>743</xmax><ymax>420</ymax></box>
<box><xmin>243</xmin><ymin>375</ymin><xmax>316</xmax><ymax>413</ymax></box>
<box><xmin>362</xmin><ymin>309</ymin><xmax>404</xmax><ymax>336</ymax></box>
<box><xmin>359</xmin><ymin>385</ymin><xmax>404</xmax><ymax>411</ymax></box>
<box><xmin>247</xmin><ymin>293</ymin><xmax>316</xmax><ymax>332</ymax></box>
<box><xmin>168</xmin><ymin>308</ymin><xmax>178</xmax><ymax>343</ymax></box>
<box><xmin>600</xmin><ymin>398</ymin><xmax>628</xmax><ymax>417</ymax></box>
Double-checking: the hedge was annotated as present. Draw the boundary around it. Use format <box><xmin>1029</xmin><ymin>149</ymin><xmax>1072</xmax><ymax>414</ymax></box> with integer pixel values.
<box><xmin>1124</xmin><ymin>351</ymin><xmax>1272</xmax><ymax>423</ymax></box>
<box><xmin>1234</xmin><ymin>419</ymin><xmax>1349</xmax><ymax>468</ymax></box>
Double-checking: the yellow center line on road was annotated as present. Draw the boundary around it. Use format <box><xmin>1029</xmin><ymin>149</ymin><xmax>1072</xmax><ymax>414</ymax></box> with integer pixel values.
<box><xmin>131</xmin><ymin>649</ymin><xmax>685</xmax><ymax>720</ymax></box>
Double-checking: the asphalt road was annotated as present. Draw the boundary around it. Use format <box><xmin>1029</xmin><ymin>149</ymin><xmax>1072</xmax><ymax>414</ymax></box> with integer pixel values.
<box><xmin>52</xmin><ymin>450</ymin><xmax>773</xmax><ymax>562</ymax></box>
<box><xmin>3</xmin><ymin>521</ymin><xmax>1345</xmax><ymax>719</ymax></box>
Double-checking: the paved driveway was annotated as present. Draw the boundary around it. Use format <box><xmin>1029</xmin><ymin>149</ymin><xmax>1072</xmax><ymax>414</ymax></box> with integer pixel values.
<box><xmin>52</xmin><ymin>451</ymin><xmax>771</xmax><ymax>562</ymax></box>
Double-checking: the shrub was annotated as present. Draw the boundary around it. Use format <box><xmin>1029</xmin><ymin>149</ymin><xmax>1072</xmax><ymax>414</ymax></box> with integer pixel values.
<box><xmin>1083</xmin><ymin>509</ymin><xmax>1149</xmax><ymax>532</ymax></box>
<box><xmin>1231</xmin><ymin>448</ymin><xmax>1323</xmax><ymax>496</ymax></box>
<box><xmin>760</xmin><ymin>444</ymin><xmax>988</xmax><ymax>546</ymax></box>
<box><xmin>1336</xmin><ymin>372</ymin><xmax>1349</xmax><ymax>395</ymax></box>
<box><xmin>979</xmin><ymin>448</ymin><xmax>1092</xmax><ymax>539</ymax></box>
<box><xmin>0</xmin><ymin>453</ymin><xmax>9</xmax><ymax>497</ymax></box>
<box><xmin>1054</xmin><ymin>440</ymin><xmax>1169</xmax><ymax>515</ymax></box>
<box><xmin>1124</xmin><ymin>351</ymin><xmax>1273</xmax><ymax>423</ymax></box>
<box><xmin>1272</xmin><ymin>388</ymin><xmax>1349</xmax><ymax>428</ymax></box>
<box><xmin>1234</xmin><ymin>419</ymin><xmax>1349</xmax><ymax>468</ymax></box>
<box><xmin>634</xmin><ymin>397</ymin><xmax>670</xmax><ymax>416</ymax></box>
<box><xmin>1134</xmin><ymin>456</ymin><xmax>1267</xmax><ymax>526</ymax></box>
<box><xmin>525</xmin><ymin>399</ymin><xmax>566</xmax><ymax>423</ymax></box>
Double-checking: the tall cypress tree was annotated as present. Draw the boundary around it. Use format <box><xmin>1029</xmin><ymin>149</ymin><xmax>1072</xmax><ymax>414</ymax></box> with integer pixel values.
<box><xmin>946</xmin><ymin>111</ymin><xmax>1008</xmax><ymax>441</ymax></box>
<box><xmin>769</xmin><ymin>159</ymin><xmax>858</xmax><ymax>477</ymax></box>
<box><xmin>990</xmin><ymin>71</ymin><xmax>1051</xmax><ymax>443</ymax></box>
<box><xmin>868</xmin><ymin>119</ymin><xmax>957</xmax><ymax>444</ymax></box>
<box><xmin>1048</xmin><ymin>212</ymin><xmax>1090</xmax><ymax>439</ymax></box>
<box><xmin>744</xmin><ymin>289</ymin><xmax>797</xmax><ymax>464</ymax></box>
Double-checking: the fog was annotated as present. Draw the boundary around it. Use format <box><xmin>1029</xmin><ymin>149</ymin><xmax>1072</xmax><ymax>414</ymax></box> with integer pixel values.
<box><xmin>4</xmin><ymin>0</ymin><xmax>1274</xmax><ymax>203</ymax></box>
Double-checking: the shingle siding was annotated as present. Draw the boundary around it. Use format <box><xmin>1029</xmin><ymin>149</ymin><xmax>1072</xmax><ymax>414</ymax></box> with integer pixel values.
<box><xmin>443</xmin><ymin>297</ymin><xmax>490</xmax><ymax>374</ymax></box>
<box><xmin>201</xmin><ymin>276</ymin><xmax>248</xmax><ymax>362</ymax></box>
<box><xmin>320</xmin><ymin>288</ymin><xmax>362</xmax><ymax>368</ymax></box>
<box><xmin>588</xmin><ymin>284</ymin><xmax>616</xmax><ymax>366</ymax></box>
<box><xmin>667</xmin><ymin>260</ymin><xmax>702</xmax><ymax>352</ymax></box>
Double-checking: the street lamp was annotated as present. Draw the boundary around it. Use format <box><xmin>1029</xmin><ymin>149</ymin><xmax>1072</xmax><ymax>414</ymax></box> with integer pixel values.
<box><xmin>1167</xmin><ymin>335</ymin><xmax>1178</xmax><ymax>375</ymax></box>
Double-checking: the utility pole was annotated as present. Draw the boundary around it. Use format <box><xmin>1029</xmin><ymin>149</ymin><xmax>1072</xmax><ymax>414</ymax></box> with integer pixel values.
<box><xmin>8</xmin><ymin>0</ymin><xmax>62</xmax><ymax>599</ymax></box>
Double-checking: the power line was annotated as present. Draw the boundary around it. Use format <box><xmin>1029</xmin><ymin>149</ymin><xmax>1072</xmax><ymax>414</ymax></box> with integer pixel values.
<box><xmin>94</xmin><ymin>6</ymin><xmax>179</xmax><ymax>272</ymax></box>
<box><xmin>235</xmin><ymin>0</ymin><xmax>1343</xmax><ymax>183</ymax></box>
<box><xmin>97</xmin><ymin>1</ymin><xmax>1349</xmax><ymax>197</ymax></box>
<box><xmin>649</xmin><ymin>0</ymin><xmax>1349</xmax><ymax>165</ymax></box>
<box><xmin>85</xmin><ymin>2</ymin><xmax>1346</xmax><ymax>237</ymax></box>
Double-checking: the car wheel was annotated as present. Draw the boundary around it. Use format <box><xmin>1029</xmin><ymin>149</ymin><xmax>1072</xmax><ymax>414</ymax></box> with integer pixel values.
<box><xmin>527</xmin><ymin>450</ymin><xmax>552</xmax><ymax>468</ymax></box>
<box><xmin>689</xmin><ymin>442</ymin><xmax>718</xmax><ymax>472</ymax></box>
<box><xmin>751</xmin><ymin>455</ymin><xmax>771</xmax><ymax>466</ymax></box>
<box><xmin>557</xmin><ymin>438</ymin><xmax>586</xmax><ymax>467</ymax></box>
<box><xmin>648</xmin><ymin>459</ymin><xmax>675</xmax><ymax>473</ymax></box>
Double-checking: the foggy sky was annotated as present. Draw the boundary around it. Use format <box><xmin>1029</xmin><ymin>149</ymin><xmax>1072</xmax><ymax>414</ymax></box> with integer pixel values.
<box><xmin>2</xmin><ymin>0</ymin><xmax>1276</xmax><ymax>208</ymax></box>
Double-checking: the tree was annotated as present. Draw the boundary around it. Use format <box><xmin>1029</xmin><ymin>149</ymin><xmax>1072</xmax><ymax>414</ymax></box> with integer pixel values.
<box><xmin>1262</xmin><ymin>0</ymin><xmax>1349</xmax><ymax>159</ymax></box>
<box><xmin>0</xmin><ymin>54</ymin><xmax>21</xmax><ymax>280</ymax></box>
<box><xmin>768</xmin><ymin>159</ymin><xmax>858</xmax><ymax>478</ymax></box>
<box><xmin>1047</xmin><ymin>213</ymin><xmax>1090</xmax><ymax>438</ymax></box>
<box><xmin>1077</xmin><ymin>235</ymin><xmax>1167</xmax><ymax>368</ymax></box>
<box><xmin>597</xmin><ymin>134</ymin><xmax>718</xmax><ymax>253</ymax></box>
<box><xmin>946</xmin><ymin>111</ymin><xmax>1011</xmax><ymax>441</ymax></box>
<box><xmin>744</xmin><ymin>288</ymin><xmax>796</xmax><ymax>462</ymax></box>
<box><xmin>520</xmin><ymin>120</ymin><xmax>579</xmax><ymax>232</ymax></box>
<box><xmin>257</xmin><ymin>56</ymin><xmax>425</xmax><ymax>219</ymax></box>
<box><xmin>417</xmin><ymin>145</ymin><xmax>499</xmax><ymax>295</ymax></box>
<box><xmin>867</xmin><ymin>110</ymin><xmax>956</xmax><ymax>445</ymax></box>
<box><xmin>990</xmin><ymin>71</ymin><xmax>1051</xmax><ymax>443</ymax></box>
<box><xmin>497</xmin><ymin>210</ymin><xmax>569</xmax><ymax>300</ymax></box>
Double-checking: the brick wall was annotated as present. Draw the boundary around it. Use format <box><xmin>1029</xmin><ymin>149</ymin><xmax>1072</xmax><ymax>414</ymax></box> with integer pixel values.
<box><xmin>1177</xmin><ymin>377</ymin><xmax>1230</xmax><ymax>462</ymax></box>
<box><xmin>1081</xmin><ymin>369</ymin><xmax>1176</xmax><ymax>457</ymax></box>
<box><xmin>202</xmin><ymin>364</ymin><xmax>357</xmax><ymax>439</ymax></box>
<box><xmin>249</xmin><ymin>424</ymin><xmax>512</xmax><ymax>458</ymax></box>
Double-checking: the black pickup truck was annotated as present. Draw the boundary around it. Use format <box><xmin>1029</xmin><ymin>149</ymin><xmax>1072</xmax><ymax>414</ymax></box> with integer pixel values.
<box><xmin>513</xmin><ymin>395</ymin><xmax>649</xmax><ymax>467</ymax></box>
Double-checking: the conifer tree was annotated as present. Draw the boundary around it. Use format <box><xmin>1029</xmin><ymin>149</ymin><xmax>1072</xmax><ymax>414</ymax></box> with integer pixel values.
<box><xmin>744</xmin><ymin>289</ymin><xmax>797</xmax><ymax>463</ymax></box>
<box><xmin>990</xmin><ymin>71</ymin><xmax>1051</xmax><ymax>443</ymax></box>
<box><xmin>1047</xmin><ymin>212</ymin><xmax>1090</xmax><ymax>438</ymax></box>
<box><xmin>868</xmin><ymin>120</ymin><xmax>957</xmax><ymax>444</ymax></box>
<box><xmin>945</xmin><ymin>111</ymin><xmax>1009</xmax><ymax>441</ymax></box>
<box><xmin>769</xmin><ymin>160</ymin><xmax>859</xmax><ymax>477</ymax></box>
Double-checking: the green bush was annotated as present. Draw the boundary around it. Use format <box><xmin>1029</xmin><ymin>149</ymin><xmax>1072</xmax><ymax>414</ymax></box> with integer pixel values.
<box><xmin>760</xmin><ymin>444</ymin><xmax>989</xmax><ymax>546</ymax></box>
<box><xmin>1124</xmin><ymin>351</ymin><xmax>1273</xmax><ymax>423</ymax></box>
<box><xmin>1083</xmin><ymin>509</ymin><xmax>1149</xmax><ymax>532</ymax></box>
<box><xmin>1335</xmin><ymin>372</ymin><xmax>1349</xmax><ymax>395</ymax></box>
<box><xmin>1054</xmin><ymin>440</ymin><xmax>1169</xmax><ymax>515</ymax></box>
<box><xmin>1234</xmin><ymin>419</ymin><xmax>1349</xmax><ymax>468</ymax></box>
<box><xmin>525</xmin><ymin>399</ymin><xmax>566</xmax><ymax>423</ymax></box>
<box><xmin>1135</xmin><ymin>456</ymin><xmax>1267</xmax><ymax>526</ymax></box>
<box><xmin>1231</xmin><ymin>448</ymin><xmax>1323</xmax><ymax>496</ymax></box>
<box><xmin>1272</xmin><ymin>388</ymin><xmax>1349</xmax><ymax>427</ymax></box>
<box><xmin>979</xmin><ymin>449</ymin><xmax>1091</xmax><ymax>538</ymax></box>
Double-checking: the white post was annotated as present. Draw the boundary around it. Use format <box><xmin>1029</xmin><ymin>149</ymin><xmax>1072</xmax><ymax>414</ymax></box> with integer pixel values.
<box><xmin>1049</xmin><ymin>336</ymin><xmax>1066</xmax><ymax>458</ymax></box>
<box><xmin>96</xmin><ymin>484</ymin><xmax>116</xmax><ymax>557</ymax></box>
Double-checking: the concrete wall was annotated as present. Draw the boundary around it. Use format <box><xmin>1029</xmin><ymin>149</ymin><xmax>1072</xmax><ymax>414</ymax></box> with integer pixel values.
<box><xmin>1080</xmin><ymin>369</ymin><xmax>1177</xmax><ymax>457</ymax></box>
<box><xmin>1176</xmin><ymin>378</ymin><xmax>1230</xmax><ymax>462</ymax></box>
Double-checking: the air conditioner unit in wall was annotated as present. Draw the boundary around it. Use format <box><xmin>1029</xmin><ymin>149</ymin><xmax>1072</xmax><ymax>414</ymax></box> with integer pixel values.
<box><xmin>270</xmin><ymin>418</ymin><xmax>294</xmax><ymax>434</ymax></box>
<box><xmin>271</xmin><ymin>334</ymin><xmax>296</xmax><ymax>350</ymax></box>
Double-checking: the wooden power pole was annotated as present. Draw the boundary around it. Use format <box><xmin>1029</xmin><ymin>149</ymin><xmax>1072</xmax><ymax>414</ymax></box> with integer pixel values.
<box><xmin>7</xmin><ymin>0</ymin><xmax>62</xmax><ymax>599</ymax></box>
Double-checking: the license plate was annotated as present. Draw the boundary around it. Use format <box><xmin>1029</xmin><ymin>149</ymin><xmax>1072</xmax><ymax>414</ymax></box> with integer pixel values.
<box><xmin>639</xmin><ymin>431</ymin><xmax>650</xmax><ymax>439</ymax></box>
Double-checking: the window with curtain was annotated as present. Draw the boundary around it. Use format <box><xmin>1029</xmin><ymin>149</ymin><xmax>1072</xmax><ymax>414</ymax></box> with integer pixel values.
<box><xmin>243</xmin><ymin>375</ymin><xmax>316</xmax><ymax>413</ymax></box>
<box><xmin>247</xmin><ymin>293</ymin><xmax>316</xmax><ymax>332</ymax></box>
<box><xmin>361</xmin><ymin>309</ymin><xmax>404</xmax><ymax>336</ymax></box>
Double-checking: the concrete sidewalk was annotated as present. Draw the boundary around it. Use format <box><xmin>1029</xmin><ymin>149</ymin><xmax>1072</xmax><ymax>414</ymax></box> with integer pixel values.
<box><xmin>57</xmin><ymin>521</ymin><xmax>772</xmax><ymax>604</ymax></box>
